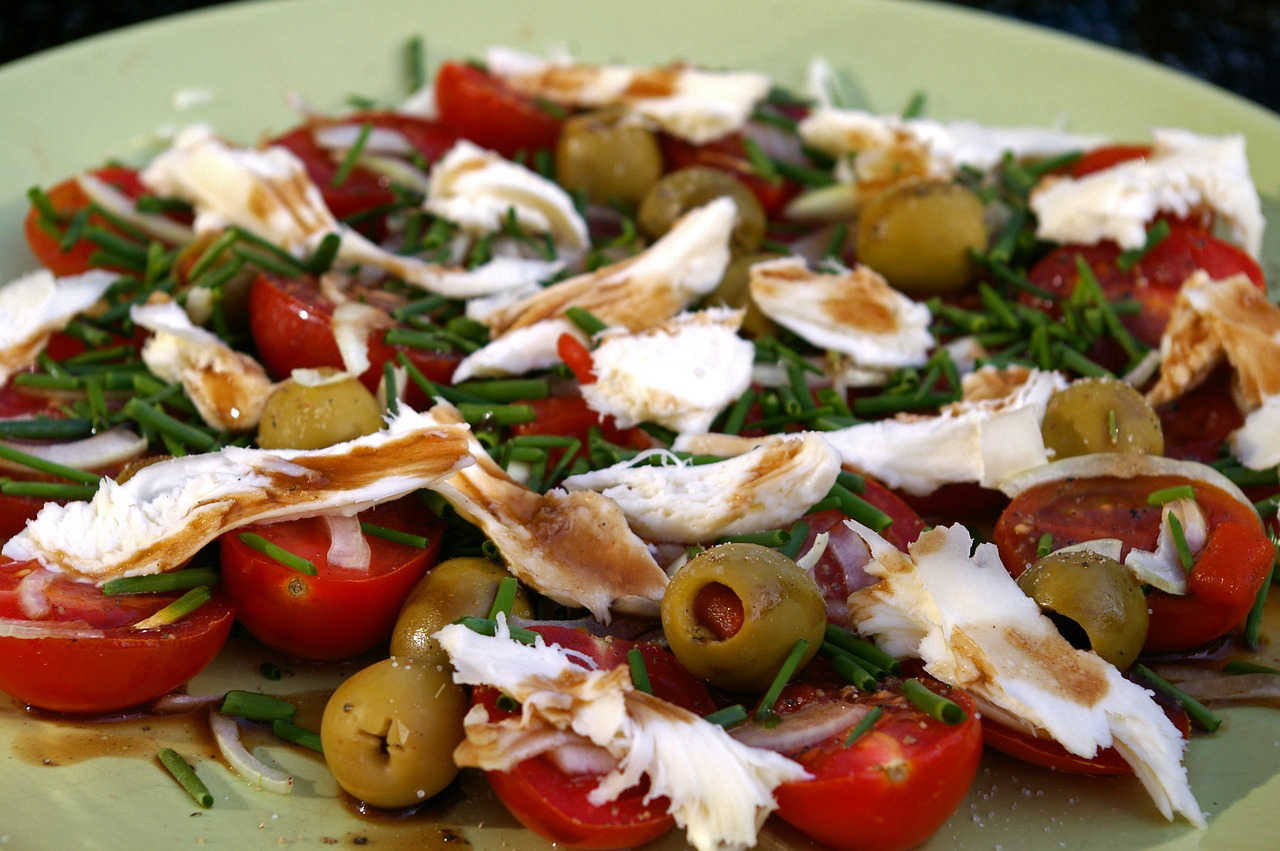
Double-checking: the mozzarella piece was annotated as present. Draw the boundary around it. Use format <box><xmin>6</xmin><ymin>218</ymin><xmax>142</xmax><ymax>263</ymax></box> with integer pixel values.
<box><xmin>437</xmin><ymin>617</ymin><xmax>810</xmax><ymax>851</ymax></box>
<box><xmin>418</xmin><ymin>401</ymin><xmax>668</xmax><ymax>620</ymax></box>
<box><xmin>562</xmin><ymin>433</ymin><xmax>839</xmax><ymax>544</ymax></box>
<box><xmin>426</xmin><ymin>140</ymin><xmax>588</xmax><ymax>251</ymax></box>
<box><xmin>1124</xmin><ymin>498</ymin><xmax>1206</xmax><ymax>595</ymax></box>
<box><xmin>822</xmin><ymin>367</ymin><xmax>1066</xmax><ymax>495</ymax></box>
<box><xmin>749</xmin><ymin>257</ymin><xmax>933</xmax><ymax>370</ymax></box>
<box><xmin>1</xmin><ymin>408</ymin><xmax>472</xmax><ymax>583</ymax></box>
<box><xmin>579</xmin><ymin>309</ymin><xmax>753</xmax><ymax>434</ymax></box>
<box><xmin>131</xmin><ymin>301</ymin><xmax>274</xmax><ymax>431</ymax></box>
<box><xmin>845</xmin><ymin>521</ymin><xmax>1205</xmax><ymax>828</ymax></box>
<box><xmin>451</xmin><ymin>319</ymin><xmax>580</xmax><ymax>383</ymax></box>
<box><xmin>1230</xmin><ymin>395</ymin><xmax>1280</xmax><ymax>470</ymax></box>
<box><xmin>330</xmin><ymin>302</ymin><xmax>392</xmax><ymax>377</ymax></box>
<box><xmin>454</xmin><ymin>198</ymin><xmax>735</xmax><ymax>382</ymax></box>
<box><xmin>486</xmin><ymin>47</ymin><xmax>771</xmax><ymax>145</ymax></box>
<box><xmin>1031</xmin><ymin>129</ymin><xmax>1263</xmax><ymax>257</ymax></box>
<box><xmin>0</xmin><ymin>269</ymin><xmax>114</xmax><ymax>385</ymax></box>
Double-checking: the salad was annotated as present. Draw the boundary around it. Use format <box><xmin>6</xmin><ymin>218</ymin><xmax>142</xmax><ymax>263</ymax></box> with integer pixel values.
<box><xmin>2</xmin><ymin>26</ymin><xmax>1279</xmax><ymax>851</ymax></box>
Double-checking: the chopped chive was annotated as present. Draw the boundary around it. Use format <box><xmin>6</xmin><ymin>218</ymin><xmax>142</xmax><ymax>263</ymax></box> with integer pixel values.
<box><xmin>103</xmin><ymin>568</ymin><xmax>219</xmax><ymax>596</ymax></box>
<box><xmin>1148</xmin><ymin>485</ymin><xmax>1196</xmax><ymax>506</ymax></box>
<box><xmin>487</xmin><ymin>576</ymin><xmax>519</xmax><ymax>620</ymax></box>
<box><xmin>1054</xmin><ymin>343</ymin><xmax>1113</xmax><ymax>379</ymax></box>
<box><xmin>359</xmin><ymin>522</ymin><xmax>427</xmax><ymax>549</ymax></box>
<box><xmin>543</xmin><ymin>437</ymin><xmax>583</xmax><ymax>487</ymax></box>
<box><xmin>237</xmin><ymin>533</ymin><xmax>317</xmax><ymax>576</ymax></box>
<box><xmin>565</xmin><ymin>306</ymin><xmax>607</xmax><ymax>337</ymax></box>
<box><xmin>804</xmin><ymin>496</ymin><xmax>842</xmax><ymax>515</ymax></box>
<box><xmin>1036</xmin><ymin>533</ymin><xmax>1055</xmax><ymax>558</ymax></box>
<box><xmin>977</xmin><ymin>283</ymin><xmax>1019</xmax><ymax>330</ymax></box>
<box><xmin>0</xmin><ymin>480</ymin><xmax>97</xmax><ymax>500</ymax></box>
<box><xmin>64</xmin><ymin>318</ymin><xmax>113</xmax><ymax>348</ymax></box>
<box><xmin>405</xmin><ymin>35</ymin><xmax>425</xmax><ymax>91</ymax></box>
<box><xmin>754</xmin><ymin>639</ymin><xmax>810</xmax><ymax>722</ymax></box>
<box><xmin>131</xmin><ymin>586</ymin><xmax>212</xmax><ymax>630</ymax></box>
<box><xmin>134</xmin><ymin>195</ymin><xmax>192</xmax><ymax>216</ymax></box>
<box><xmin>751</xmin><ymin>104</ymin><xmax>798</xmax><ymax>132</ymax></box>
<box><xmin>157</xmin><ymin>748</ymin><xmax>213</xmax><ymax>808</ymax></box>
<box><xmin>742</xmin><ymin>137</ymin><xmax>782</xmax><ymax>184</ymax></box>
<box><xmin>385</xmin><ymin>327</ymin><xmax>455</xmax><ymax>353</ymax></box>
<box><xmin>233</xmin><ymin>246</ymin><xmax>305</xmax><ymax>279</ymax></box>
<box><xmin>453</xmin><ymin>379</ymin><xmax>549</xmax><ymax>403</ymax></box>
<box><xmin>533</xmin><ymin>148</ymin><xmax>555</xmax><ymax>179</ymax></box>
<box><xmin>828</xmin><ymin>484</ymin><xmax>893</xmax><ymax>533</ymax></box>
<box><xmin>59</xmin><ymin>208</ymin><xmax>89</xmax><ymax>252</ymax></box>
<box><xmin>986</xmin><ymin>206</ymin><xmax>1027</xmax><ymax>264</ymax></box>
<box><xmin>971</xmin><ymin>253</ymin><xmax>1058</xmax><ymax>302</ymax></box>
<box><xmin>510</xmin><ymin>435</ymin><xmax>577</xmax><ymax>450</ymax></box>
<box><xmin>455</xmin><ymin>403</ymin><xmax>536</xmax><ymax>427</ymax></box>
<box><xmin>1254</xmin><ymin>495</ymin><xmax>1280</xmax><ymax>519</ymax></box>
<box><xmin>718</xmin><ymin>529</ymin><xmax>789</xmax><ymax>547</ymax></box>
<box><xmin>122</xmin><ymin>398</ymin><xmax>217</xmax><ymax>452</ymax></box>
<box><xmin>824</xmin><ymin>626</ymin><xmax>900</xmax><ymax>674</ymax></box>
<box><xmin>1167</xmin><ymin>512</ymin><xmax>1194</xmax><ymax>573</ymax></box>
<box><xmin>456</xmin><ymin>615</ymin><xmax>538</xmax><ymax>645</ymax></box>
<box><xmin>1218</xmin><ymin>464</ymin><xmax>1280</xmax><ymax>487</ymax></box>
<box><xmin>821</xmin><ymin>643</ymin><xmax>877</xmax><ymax>690</ymax></box>
<box><xmin>845</xmin><ymin>705</ymin><xmax>884</xmax><ymax>747</ymax></box>
<box><xmin>82</xmin><ymin>225</ymin><xmax>147</xmax><ymax>267</ymax></box>
<box><xmin>220</xmin><ymin>690</ymin><xmax>297</xmax><ymax>722</ymax></box>
<box><xmin>0</xmin><ymin>443</ymin><xmax>100</xmax><ymax>485</ymax></box>
<box><xmin>779</xmin><ymin>521</ymin><xmax>811</xmax><ymax>560</ymax></box>
<box><xmin>722</xmin><ymin>387</ymin><xmax>756</xmax><ymax>436</ymax></box>
<box><xmin>902</xmin><ymin>678</ymin><xmax>966</xmax><ymax>724</ymax></box>
<box><xmin>307</xmin><ymin>232</ymin><xmax>341</xmax><ymax>275</ymax></box>
<box><xmin>900</xmin><ymin>90</ymin><xmax>926</xmax><ymax>119</ymax></box>
<box><xmin>824</xmin><ymin>222</ymin><xmax>848</xmax><ymax>259</ymax></box>
<box><xmin>627</xmin><ymin>647</ymin><xmax>653</xmax><ymax>694</ymax></box>
<box><xmin>392</xmin><ymin>294</ymin><xmax>449</xmax><ymax>321</ymax></box>
<box><xmin>272</xmin><ymin>719</ymin><xmax>323</xmax><ymax>753</ymax></box>
<box><xmin>228</xmin><ymin>227</ymin><xmax>308</xmax><ymax>275</ymax></box>
<box><xmin>1132</xmin><ymin>663</ymin><xmax>1221</xmax><ymax>732</ymax></box>
<box><xmin>1116</xmin><ymin>219</ymin><xmax>1171</xmax><ymax>272</ymax></box>
<box><xmin>704</xmin><ymin>704</ymin><xmax>748</xmax><ymax>728</ymax></box>
<box><xmin>1223</xmin><ymin>659</ymin><xmax>1280</xmax><ymax>675</ymax></box>
<box><xmin>383</xmin><ymin>362</ymin><xmax>399</xmax><ymax>415</ymax></box>
<box><xmin>0</xmin><ymin>418</ymin><xmax>93</xmax><ymax>440</ymax></box>
<box><xmin>852</xmin><ymin>391</ymin><xmax>954</xmax><ymax>417</ymax></box>
<box><xmin>187</xmin><ymin>230</ymin><xmax>239</xmax><ymax>282</ymax></box>
<box><xmin>1243</xmin><ymin>556</ymin><xmax>1274</xmax><ymax>650</ymax></box>
<box><xmin>27</xmin><ymin>185</ymin><xmax>63</xmax><ymax>223</ymax></box>
<box><xmin>331</xmin><ymin>123</ymin><xmax>373</xmax><ymax>188</ymax></box>
<box><xmin>836</xmin><ymin>470</ymin><xmax>866</xmax><ymax>494</ymax></box>
<box><xmin>761</xmin><ymin>238</ymin><xmax>793</xmax><ymax>254</ymax></box>
<box><xmin>1107</xmin><ymin>408</ymin><xmax>1120</xmax><ymax>445</ymax></box>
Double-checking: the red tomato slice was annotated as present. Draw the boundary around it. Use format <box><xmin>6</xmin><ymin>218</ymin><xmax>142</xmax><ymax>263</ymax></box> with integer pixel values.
<box><xmin>509</xmin><ymin>395</ymin><xmax>651</xmax><ymax>455</ymax></box>
<box><xmin>219</xmin><ymin>497</ymin><xmax>442</xmax><ymax>660</ymax></box>
<box><xmin>477</xmin><ymin>626</ymin><xmax>714</xmax><ymax>849</ymax></box>
<box><xmin>1067</xmin><ymin>144</ymin><xmax>1152</xmax><ymax>178</ymax></box>
<box><xmin>23</xmin><ymin>167</ymin><xmax>150</xmax><ymax>276</ymax></box>
<box><xmin>435</xmin><ymin>62</ymin><xmax>563</xmax><ymax>158</ymax></box>
<box><xmin>993</xmin><ymin>475</ymin><xmax>1272</xmax><ymax>652</ymax></box>
<box><xmin>773</xmin><ymin>677</ymin><xmax>983</xmax><ymax>851</ymax></box>
<box><xmin>0</xmin><ymin>559</ymin><xmax>234</xmax><ymax>713</ymax></box>
<box><xmin>556</xmin><ymin>333</ymin><xmax>596</xmax><ymax>384</ymax></box>
<box><xmin>660</xmin><ymin>133</ymin><xmax>798</xmax><ymax>216</ymax></box>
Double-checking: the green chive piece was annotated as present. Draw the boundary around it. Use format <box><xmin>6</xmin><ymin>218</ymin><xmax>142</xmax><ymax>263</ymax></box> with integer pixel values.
<box><xmin>804</xmin><ymin>496</ymin><xmax>842</xmax><ymax>516</ymax></box>
<box><xmin>359</xmin><ymin>522</ymin><xmax>427</xmax><ymax>549</ymax></box>
<box><xmin>307</xmin><ymin>232</ymin><xmax>341</xmax><ymax>275</ymax></box>
<box><xmin>0</xmin><ymin>443</ymin><xmax>100</xmax><ymax>485</ymax></box>
<box><xmin>902</xmin><ymin>678</ymin><xmax>966</xmax><ymax>724</ymax></box>
<box><xmin>392</xmin><ymin>294</ymin><xmax>449</xmax><ymax>321</ymax></box>
<box><xmin>779</xmin><ymin>521</ymin><xmax>811</xmax><ymax>560</ymax></box>
<box><xmin>1107</xmin><ymin>408</ymin><xmax>1120</xmax><ymax>445</ymax></box>
<box><xmin>103</xmin><ymin>568</ymin><xmax>219</xmax><ymax>596</ymax></box>
<box><xmin>455</xmin><ymin>403</ymin><xmax>536</xmax><ymax>427</ymax></box>
<box><xmin>1223</xmin><ymin>659</ymin><xmax>1280</xmax><ymax>675</ymax></box>
<box><xmin>157</xmin><ymin>748</ymin><xmax>213</xmax><ymax>808</ymax></box>
<box><xmin>487</xmin><ymin>576</ymin><xmax>519</xmax><ymax>620</ymax></box>
<box><xmin>704</xmin><ymin>704</ymin><xmax>748</xmax><ymax>728</ymax></box>
<box><xmin>405</xmin><ymin>35</ymin><xmax>426</xmax><ymax>91</ymax></box>
<box><xmin>237</xmin><ymin>533</ymin><xmax>317</xmax><ymax>576</ymax></box>
<box><xmin>1132</xmin><ymin>664</ymin><xmax>1221</xmax><ymax>732</ymax></box>
<box><xmin>900</xmin><ymin>90</ymin><xmax>926</xmax><ymax>119</ymax></box>
<box><xmin>272</xmin><ymin>719</ymin><xmax>323</xmax><ymax>753</ymax></box>
<box><xmin>1036</xmin><ymin>533</ymin><xmax>1055</xmax><ymax>558</ymax></box>
<box><xmin>453</xmin><ymin>379</ymin><xmax>549</xmax><ymax>403</ymax></box>
<box><xmin>836</xmin><ymin>470</ymin><xmax>866</xmax><ymax>495</ymax></box>
<box><xmin>1116</xmin><ymin>219</ymin><xmax>1171</xmax><ymax>272</ymax></box>
<box><xmin>27</xmin><ymin>185</ymin><xmax>63</xmax><ymax>223</ymax></box>
<box><xmin>852</xmin><ymin>391</ymin><xmax>954</xmax><ymax>417</ymax></box>
<box><xmin>722</xmin><ymin>387</ymin><xmax>756</xmax><ymax>436</ymax></box>
<box><xmin>718</xmin><ymin>529</ymin><xmax>789</xmax><ymax>548</ymax></box>
<box><xmin>824</xmin><ymin>626</ymin><xmax>900</xmax><ymax>674</ymax></box>
<box><xmin>331</xmin><ymin>123</ymin><xmax>373</xmax><ymax>188</ymax></box>
<box><xmin>82</xmin><ymin>225</ymin><xmax>147</xmax><ymax>265</ymax></box>
<box><xmin>227</xmin><ymin>227</ymin><xmax>308</xmax><ymax>275</ymax></box>
<box><xmin>821</xmin><ymin>643</ymin><xmax>877</xmax><ymax>690</ymax></box>
<box><xmin>187</xmin><ymin>230</ymin><xmax>239</xmax><ymax>282</ymax></box>
<box><xmin>742</xmin><ymin>137</ymin><xmax>782</xmax><ymax>184</ymax></box>
<box><xmin>1168</xmin><ymin>512</ymin><xmax>1194</xmax><ymax>573</ymax></box>
<box><xmin>383</xmin><ymin>362</ymin><xmax>399</xmax><ymax>415</ymax></box>
<box><xmin>565</xmin><ymin>306</ymin><xmax>608</xmax><ymax>336</ymax></box>
<box><xmin>1148</xmin><ymin>485</ymin><xmax>1196</xmax><ymax>506</ymax></box>
<box><xmin>457</xmin><ymin>615</ymin><xmax>538</xmax><ymax>645</ymax></box>
<box><xmin>1054</xmin><ymin>343</ymin><xmax>1114</xmax><ymax>379</ymax></box>
<box><xmin>122</xmin><ymin>398</ymin><xmax>217</xmax><ymax>452</ymax></box>
<box><xmin>824</xmin><ymin>222</ymin><xmax>848</xmax><ymax>260</ymax></box>
<box><xmin>135</xmin><ymin>195</ymin><xmax>193</xmax><ymax>216</ymax></box>
<box><xmin>977</xmin><ymin>283</ymin><xmax>1019</xmax><ymax>330</ymax></box>
<box><xmin>131</xmin><ymin>586</ymin><xmax>212</xmax><ymax>630</ymax></box>
<box><xmin>844</xmin><ymin>705</ymin><xmax>884</xmax><ymax>747</ymax></box>
<box><xmin>1243</xmin><ymin>557</ymin><xmax>1274</xmax><ymax>650</ymax></box>
<box><xmin>0</xmin><ymin>480</ymin><xmax>97</xmax><ymax>501</ymax></box>
<box><xmin>59</xmin><ymin>208</ymin><xmax>89</xmax><ymax>252</ymax></box>
<box><xmin>828</xmin><ymin>483</ymin><xmax>893</xmax><ymax>533</ymax></box>
<box><xmin>754</xmin><ymin>639</ymin><xmax>810</xmax><ymax>722</ymax></box>
<box><xmin>220</xmin><ymin>690</ymin><xmax>297</xmax><ymax>722</ymax></box>
<box><xmin>627</xmin><ymin>648</ymin><xmax>653</xmax><ymax>694</ymax></box>
<box><xmin>510</xmin><ymin>435</ymin><xmax>578</xmax><ymax>449</ymax></box>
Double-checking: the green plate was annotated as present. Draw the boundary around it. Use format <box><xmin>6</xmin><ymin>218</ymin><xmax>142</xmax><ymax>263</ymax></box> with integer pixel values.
<box><xmin>2</xmin><ymin>0</ymin><xmax>1278</xmax><ymax>848</ymax></box>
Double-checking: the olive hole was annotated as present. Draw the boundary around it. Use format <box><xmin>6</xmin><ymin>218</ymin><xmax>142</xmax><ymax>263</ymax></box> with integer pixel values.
<box><xmin>692</xmin><ymin>582</ymin><xmax>745</xmax><ymax>641</ymax></box>
<box><xmin>1045</xmin><ymin>610</ymin><xmax>1092</xmax><ymax>652</ymax></box>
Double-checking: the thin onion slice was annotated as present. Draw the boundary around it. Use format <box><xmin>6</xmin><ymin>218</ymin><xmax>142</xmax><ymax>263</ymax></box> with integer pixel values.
<box><xmin>0</xmin><ymin>427</ymin><xmax>147</xmax><ymax>475</ymax></box>
<box><xmin>1161</xmin><ymin>674</ymin><xmax>1280</xmax><ymax>704</ymax></box>
<box><xmin>312</xmin><ymin>125</ymin><xmax>415</xmax><ymax>156</ymax></box>
<box><xmin>209</xmin><ymin>710</ymin><xmax>294</xmax><ymax>794</ymax></box>
<box><xmin>324</xmin><ymin>514</ymin><xmax>371</xmax><ymax>570</ymax></box>
<box><xmin>730</xmin><ymin>699</ymin><xmax>868</xmax><ymax>754</ymax></box>
<box><xmin>0</xmin><ymin>617</ymin><xmax>104</xmax><ymax>640</ymax></box>
<box><xmin>357</xmin><ymin>153</ymin><xmax>433</xmax><ymax>194</ymax></box>
<box><xmin>15</xmin><ymin>569</ymin><xmax>55</xmax><ymax>618</ymax></box>
<box><xmin>795</xmin><ymin>532</ymin><xmax>830</xmax><ymax>572</ymax></box>
<box><xmin>76</xmin><ymin>172</ymin><xmax>195</xmax><ymax>245</ymax></box>
<box><xmin>997</xmin><ymin>452</ymin><xmax>1252</xmax><ymax>509</ymax></box>
<box><xmin>148</xmin><ymin>693</ymin><xmax>222</xmax><ymax>714</ymax></box>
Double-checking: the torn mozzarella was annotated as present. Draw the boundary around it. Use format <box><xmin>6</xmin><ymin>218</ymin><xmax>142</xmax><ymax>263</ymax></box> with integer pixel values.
<box><xmin>1230</xmin><ymin>395</ymin><xmax>1280</xmax><ymax>471</ymax></box>
<box><xmin>1031</xmin><ymin>129</ymin><xmax>1263</xmax><ymax>257</ymax></box>
<box><xmin>436</xmin><ymin>617</ymin><xmax>809</xmax><ymax>851</ymax></box>
<box><xmin>562</xmin><ymin>433</ymin><xmax>839</xmax><ymax>544</ymax></box>
<box><xmin>846</xmin><ymin>521</ymin><xmax>1204</xmax><ymax>828</ymax></box>
<box><xmin>131</xmin><ymin>301</ymin><xmax>274</xmax><ymax>431</ymax></box>
<box><xmin>0</xmin><ymin>269</ymin><xmax>114</xmax><ymax>385</ymax></box>
<box><xmin>451</xmin><ymin>319</ymin><xmax>581</xmax><ymax>383</ymax></box>
<box><xmin>749</xmin><ymin>257</ymin><xmax>933</xmax><ymax>371</ymax></box>
<box><xmin>486</xmin><ymin>47</ymin><xmax>771</xmax><ymax>145</ymax></box>
<box><xmin>1124</xmin><ymin>498</ymin><xmax>1206</xmax><ymax>595</ymax></box>
<box><xmin>579</xmin><ymin>309</ymin><xmax>753</xmax><ymax>434</ymax></box>
<box><xmin>330</xmin><ymin>302</ymin><xmax>392</xmax><ymax>377</ymax></box>
<box><xmin>1</xmin><ymin>408</ymin><xmax>472</xmax><ymax>582</ymax></box>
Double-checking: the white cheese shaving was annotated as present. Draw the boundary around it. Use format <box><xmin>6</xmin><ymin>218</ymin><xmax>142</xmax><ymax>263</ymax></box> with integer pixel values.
<box><xmin>436</xmin><ymin>617</ymin><xmax>810</xmax><ymax>851</ymax></box>
<box><xmin>1230</xmin><ymin>395</ymin><xmax>1280</xmax><ymax>470</ymax></box>
<box><xmin>1123</xmin><ymin>498</ymin><xmax>1206</xmax><ymax>595</ymax></box>
<box><xmin>845</xmin><ymin>521</ymin><xmax>1205</xmax><ymax>828</ymax></box>
<box><xmin>329</xmin><ymin>302</ymin><xmax>392</xmax><ymax>377</ymax></box>
<box><xmin>0</xmin><ymin>269</ymin><xmax>114</xmax><ymax>385</ymax></box>
<box><xmin>562</xmin><ymin>433</ymin><xmax>839</xmax><ymax>544</ymax></box>
<box><xmin>451</xmin><ymin>319</ymin><xmax>581</xmax><ymax>383</ymax></box>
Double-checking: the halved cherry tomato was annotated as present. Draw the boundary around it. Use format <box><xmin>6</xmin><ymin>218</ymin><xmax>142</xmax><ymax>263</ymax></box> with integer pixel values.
<box><xmin>477</xmin><ymin>625</ymin><xmax>714</xmax><ymax>849</ymax></box>
<box><xmin>1156</xmin><ymin>364</ymin><xmax>1244</xmax><ymax>463</ymax></box>
<box><xmin>993</xmin><ymin>475</ymin><xmax>1272</xmax><ymax>652</ymax></box>
<box><xmin>219</xmin><ymin>497</ymin><xmax>442</xmax><ymax>660</ymax></box>
<box><xmin>1067</xmin><ymin>144</ymin><xmax>1152</xmax><ymax>178</ymax></box>
<box><xmin>773</xmin><ymin>677</ymin><xmax>983</xmax><ymax>851</ymax></box>
<box><xmin>23</xmin><ymin>167</ymin><xmax>150</xmax><ymax>276</ymax></box>
<box><xmin>661</xmin><ymin>134</ymin><xmax>798</xmax><ymax>216</ymax></box>
<box><xmin>509</xmin><ymin>395</ymin><xmax>651</xmax><ymax>454</ymax></box>
<box><xmin>0</xmin><ymin>559</ymin><xmax>234</xmax><ymax>713</ymax></box>
<box><xmin>435</xmin><ymin>62</ymin><xmax>563</xmax><ymax>158</ymax></box>
<box><xmin>556</xmin><ymin>333</ymin><xmax>596</xmax><ymax>384</ymax></box>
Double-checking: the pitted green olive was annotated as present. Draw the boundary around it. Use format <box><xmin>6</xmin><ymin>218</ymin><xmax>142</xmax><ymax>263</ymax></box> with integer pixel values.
<box><xmin>257</xmin><ymin>368</ymin><xmax>383</xmax><ymax>450</ymax></box>
<box><xmin>1041</xmin><ymin>378</ymin><xmax>1164</xmax><ymax>460</ymax></box>
<box><xmin>855</xmin><ymin>179</ymin><xmax>986</xmax><ymax>294</ymax></box>
<box><xmin>555</xmin><ymin>107</ymin><xmax>664</xmax><ymax>204</ymax></box>
<box><xmin>320</xmin><ymin>657</ymin><xmax>466</xmax><ymax>808</ymax></box>
<box><xmin>1017</xmin><ymin>550</ymin><xmax>1149</xmax><ymax>669</ymax></box>
<box><xmin>638</xmin><ymin>167</ymin><xmax>766</xmax><ymax>254</ymax></box>
<box><xmin>703</xmin><ymin>252</ymin><xmax>779</xmax><ymax>338</ymax></box>
<box><xmin>660</xmin><ymin>543</ymin><xmax>825</xmax><ymax>693</ymax></box>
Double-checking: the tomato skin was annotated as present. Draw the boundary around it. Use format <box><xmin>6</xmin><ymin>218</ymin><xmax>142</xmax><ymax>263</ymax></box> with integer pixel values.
<box><xmin>982</xmin><ymin>704</ymin><xmax>1190</xmax><ymax>776</ymax></box>
<box><xmin>661</xmin><ymin>134</ymin><xmax>798</xmax><ymax>216</ymax></box>
<box><xmin>556</xmin><ymin>333</ymin><xmax>596</xmax><ymax>384</ymax></box>
<box><xmin>435</xmin><ymin>62</ymin><xmax>563</xmax><ymax>158</ymax></box>
<box><xmin>1156</xmin><ymin>364</ymin><xmax>1243</xmax><ymax>463</ymax></box>
<box><xmin>24</xmin><ymin>167</ymin><xmax>149</xmax><ymax>276</ymax></box>
<box><xmin>219</xmin><ymin>498</ymin><xmax>443</xmax><ymax>660</ymax></box>
<box><xmin>993</xmin><ymin>475</ymin><xmax>1270</xmax><ymax>652</ymax></box>
<box><xmin>509</xmin><ymin>396</ymin><xmax>651</xmax><ymax>455</ymax></box>
<box><xmin>1068</xmin><ymin>144</ymin><xmax>1152</xmax><ymax>177</ymax></box>
<box><xmin>774</xmin><ymin>680</ymin><xmax>982</xmax><ymax>851</ymax></box>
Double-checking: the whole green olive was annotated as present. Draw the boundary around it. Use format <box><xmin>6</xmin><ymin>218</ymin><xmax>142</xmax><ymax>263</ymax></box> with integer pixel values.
<box><xmin>555</xmin><ymin>107</ymin><xmax>664</xmax><ymax>205</ymax></box>
<box><xmin>1041</xmin><ymin>378</ymin><xmax>1164</xmax><ymax>460</ymax></box>
<box><xmin>257</xmin><ymin>368</ymin><xmax>383</xmax><ymax>450</ymax></box>
<box><xmin>1016</xmin><ymin>550</ymin><xmax>1149</xmax><ymax>669</ymax></box>
<box><xmin>320</xmin><ymin>657</ymin><xmax>466</xmax><ymax>808</ymax></box>
<box><xmin>638</xmin><ymin>166</ymin><xmax>766</xmax><ymax>254</ymax></box>
<box><xmin>855</xmin><ymin>179</ymin><xmax>987</xmax><ymax>295</ymax></box>
<box><xmin>661</xmin><ymin>543</ymin><xmax>825</xmax><ymax>693</ymax></box>
<box><xmin>703</xmin><ymin>252</ymin><xmax>780</xmax><ymax>338</ymax></box>
<box><xmin>390</xmin><ymin>557</ymin><xmax>533</xmax><ymax>666</ymax></box>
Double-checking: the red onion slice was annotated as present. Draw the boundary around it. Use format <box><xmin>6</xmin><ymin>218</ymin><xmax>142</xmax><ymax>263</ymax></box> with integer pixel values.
<box><xmin>730</xmin><ymin>699</ymin><xmax>869</xmax><ymax>755</ymax></box>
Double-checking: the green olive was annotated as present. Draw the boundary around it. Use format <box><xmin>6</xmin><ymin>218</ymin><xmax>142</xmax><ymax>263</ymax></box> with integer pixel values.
<box><xmin>1041</xmin><ymin>378</ymin><xmax>1164</xmax><ymax>460</ymax></box>
<box><xmin>555</xmin><ymin>107</ymin><xmax>664</xmax><ymax>205</ymax></box>
<box><xmin>855</xmin><ymin>179</ymin><xmax>987</xmax><ymax>295</ymax></box>
<box><xmin>1017</xmin><ymin>550</ymin><xmax>1149</xmax><ymax>670</ymax></box>
<box><xmin>661</xmin><ymin>543</ymin><xmax>825</xmax><ymax>693</ymax></box>
<box><xmin>703</xmin><ymin>252</ymin><xmax>779</xmax><ymax>338</ymax></box>
<box><xmin>390</xmin><ymin>557</ymin><xmax>533</xmax><ymax>666</ymax></box>
<box><xmin>320</xmin><ymin>657</ymin><xmax>466</xmax><ymax>808</ymax></box>
<box><xmin>638</xmin><ymin>166</ymin><xmax>766</xmax><ymax>254</ymax></box>
<box><xmin>256</xmin><ymin>368</ymin><xmax>383</xmax><ymax>450</ymax></box>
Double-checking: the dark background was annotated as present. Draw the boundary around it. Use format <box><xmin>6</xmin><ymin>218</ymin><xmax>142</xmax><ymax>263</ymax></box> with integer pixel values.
<box><xmin>2</xmin><ymin>0</ymin><xmax>1279</xmax><ymax>113</ymax></box>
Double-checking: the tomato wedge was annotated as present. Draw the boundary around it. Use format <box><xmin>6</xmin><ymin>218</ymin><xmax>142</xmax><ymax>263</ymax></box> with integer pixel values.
<box><xmin>24</xmin><ymin>167</ymin><xmax>152</xmax><ymax>276</ymax></box>
<box><xmin>435</xmin><ymin>62</ymin><xmax>563</xmax><ymax>158</ymax></box>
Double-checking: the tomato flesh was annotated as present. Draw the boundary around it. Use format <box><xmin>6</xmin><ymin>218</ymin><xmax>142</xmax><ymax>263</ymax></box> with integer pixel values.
<box><xmin>435</xmin><ymin>62</ymin><xmax>563</xmax><ymax>158</ymax></box>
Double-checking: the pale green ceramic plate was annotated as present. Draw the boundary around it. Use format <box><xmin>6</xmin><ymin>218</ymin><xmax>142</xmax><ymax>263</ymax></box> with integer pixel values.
<box><xmin>2</xmin><ymin>0</ymin><xmax>1279</xmax><ymax>848</ymax></box>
